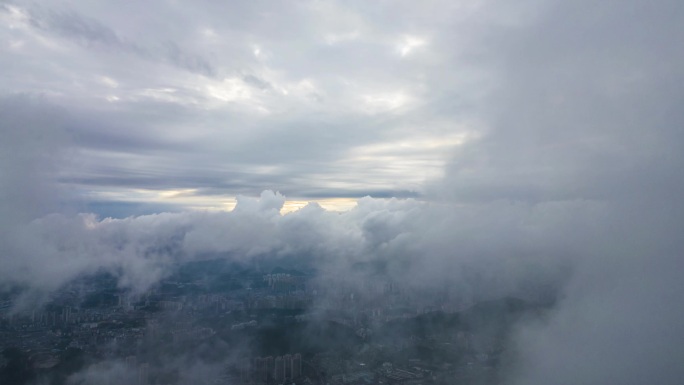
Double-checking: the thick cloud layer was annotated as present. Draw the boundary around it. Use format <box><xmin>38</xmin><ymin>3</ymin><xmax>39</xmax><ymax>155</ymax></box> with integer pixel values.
<box><xmin>440</xmin><ymin>1</ymin><xmax>684</xmax><ymax>384</ymax></box>
<box><xmin>2</xmin><ymin>0</ymin><xmax>684</xmax><ymax>384</ymax></box>
<box><xmin>1</xmin><ymin>190</ymin><xmax>572</xmax><ymax>309</ymax></box>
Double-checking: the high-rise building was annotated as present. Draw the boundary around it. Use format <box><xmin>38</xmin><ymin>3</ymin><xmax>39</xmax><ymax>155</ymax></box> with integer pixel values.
<box><xmin>265</xmin><ymin>356</ymin><xmax>274</xmax><ymax>382</ymax></box>
<box><xmin>255</xmin><ymin>357</ymin><xmax>267</xmax><ymax>382</ymax></box>
<box><xmin>292</xmin><ymin>353</ymin><xmax>302</xmax><ymax>379</ymax></box>
<box><xmin>239</xmin><ymin>358</ymin><xmax>251</xmax><ymax>382</ymax></box>
<box><xmin>246</xmin><ymin>353</ymin><xmax>302</xmax><ymax>384</ymax></box>
<box><xmin>137</xmin><ymin>363</ymin><xmax>149</xmax><ymax>385</ymax></box>
<box><xmin>283</xmin><ymin>354</ymin><xmax>292</xmax><ymax>379</ymax></box>
<box><xmin>274</xmin><ymin>356</ymin><xmax>285</xmax><ymax>382</ymax></box>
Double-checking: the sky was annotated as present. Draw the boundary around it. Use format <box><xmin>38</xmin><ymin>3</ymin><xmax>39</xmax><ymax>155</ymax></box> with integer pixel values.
<box><xmin>2</xmin><ymin>0</ymin><xmax>684</xmax><ymax>384</ymax></box>
<box><xmin>1</xmin><ymin>0</ymin><xmax>492</xmax><ymax>215</ymax></box>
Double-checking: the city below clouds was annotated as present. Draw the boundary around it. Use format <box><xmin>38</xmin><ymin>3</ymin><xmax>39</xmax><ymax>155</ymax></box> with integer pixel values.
<box><xmin>2</xmin><ymin>0</ymin><xmax>684</xmax><ymax>384</ymax></box>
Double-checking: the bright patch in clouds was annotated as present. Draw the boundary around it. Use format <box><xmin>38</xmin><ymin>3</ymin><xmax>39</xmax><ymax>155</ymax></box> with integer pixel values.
<box><xmin>399</xmin><ymin>36</ymin><xmax>427</xmax><ymax>57</ymax></box>
<box><xmin>100</xmin><ymin>76</ymin><xmax>119</xmax><ymax>88</ymax></box>
<box><xmin>362</xmin><ymin>91</ymin><xmax>412</xmax><ymax>113</ymax></box>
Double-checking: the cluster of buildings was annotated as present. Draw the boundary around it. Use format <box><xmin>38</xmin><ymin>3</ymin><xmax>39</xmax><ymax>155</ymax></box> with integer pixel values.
<box><xmin>240</xmin><ymin>353</ymin><xmax>303</xmax><ymax>384</ymax></box>
<box><xmin>1</xmin><ymin>264</ymin><xmax>512</xmax><ymax>385</ymax></box>
<box><xmin>312</xmin><ymin>358</ymin><xmax>432</xmax><ymax>385</ymax></box>
<box><xmin>84</xmin><ymin>356</ymin><xmax>150</xmax><ymax>385</ymax></box>
<box><xmin>125</xmin><ymin>356</ymin><xmax>150</xmax><ymax>385</ymax></box>
<box><xmin>263</xmin><ymin>273</ymin><xmax>306</xmax><ymax>291</ymax></box>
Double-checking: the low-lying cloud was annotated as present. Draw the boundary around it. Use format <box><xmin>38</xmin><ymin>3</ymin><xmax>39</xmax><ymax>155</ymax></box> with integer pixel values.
<box><xmin>2</xmin><ymin>0</ymin><xmax>684</xmax><ymax>384</ymax></box>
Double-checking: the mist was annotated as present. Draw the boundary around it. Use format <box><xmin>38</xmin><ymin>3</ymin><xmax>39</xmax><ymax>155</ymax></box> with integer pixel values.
<box><xmin>2</xmin><ymin>0</ymin><xmax>684</xmax><ymax>384</ymax></box>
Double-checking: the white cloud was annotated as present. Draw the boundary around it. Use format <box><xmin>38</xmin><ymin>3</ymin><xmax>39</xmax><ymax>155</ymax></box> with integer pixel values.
<box><xmin>398</xmin><ymin>35</ymin><xmax>427</xmax><ymax>57</ymax></box>
<box><xmin>1</xmin><ymin>1</ymin><xmax>684</xmax><ymax>382</ymax></box>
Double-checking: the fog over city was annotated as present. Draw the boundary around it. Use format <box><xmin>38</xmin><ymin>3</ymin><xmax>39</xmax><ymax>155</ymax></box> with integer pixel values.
<box><xmin>1</xmin><ymin>1</ymin><xmax>683</xmax><ymax>384</ymax></box>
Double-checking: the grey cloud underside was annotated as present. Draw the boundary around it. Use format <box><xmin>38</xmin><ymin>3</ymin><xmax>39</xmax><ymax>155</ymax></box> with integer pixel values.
<box><xmin>1</xmin><ymin>0</ymin><xmax>477</xmax><ymax>205</ymax></box>
<box><xmin>61</xmin><ymin>105</ymin><xmax>427</xmax><ymax>200</ymax></box>
<box><xmin>65</xmin><ymin>176</ymin><xmax>418</xmax><ymax>200</ymax></box>
<box><xmin>24</xmin><ymin>5</ymin><xmax>216</xmax><ymax>77</ymax></box>
<box><xmin>84</xmin><ymin>201</ymin><xmax>185</xmax><ymax>219</ymax></box>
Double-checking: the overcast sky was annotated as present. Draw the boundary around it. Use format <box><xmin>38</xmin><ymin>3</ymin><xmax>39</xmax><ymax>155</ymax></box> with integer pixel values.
<box><xmin>2</xmin><ymin>1</ymin><xmax>684</xmax><ymax>384</ymax></box>
<box><xmin>1</xmin><ymin>0</ymin><xmax>501</xmax><ymax>216</ymax></box>
<box><xmin>3</xmin><ymin>1</ymin><xmax>682</xmax><ymax>214</ymax></box>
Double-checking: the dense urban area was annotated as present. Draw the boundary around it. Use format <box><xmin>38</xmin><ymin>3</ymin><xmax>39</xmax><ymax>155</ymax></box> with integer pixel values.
<box><xmin>1</xmin><ymin>259</ymin><xmax>548</xmax><ymax>385</ymax></box>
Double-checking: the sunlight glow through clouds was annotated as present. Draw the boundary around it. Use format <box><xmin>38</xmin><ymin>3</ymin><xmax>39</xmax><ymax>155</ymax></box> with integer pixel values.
<box><xmin>100</xmin><ymin>76</ymin><xmax>119</xmax><ymax>88</ymax></box>
<box><xmin>206</xmin><ymin>78</ymin><xmax>253</xmax><ymax>102</ymax></box>
<box><xmin>351</xmin><ymin>132</ymin><xmax>473</xmax><ymax>155</ymax></box>
<box><xmin>3</xmin><ymin>4</ymin><xmax>30</xmax><ymax>28</ymax></box>
<box><xmin>341</xmin><ymin>132</ymin><xmax>477</xmax><ymax>183</ymax></box>
<box><xmin>361</xmin><ymin>91</ymin><xmax>412</xmax><ymax>113</ymax></box>
<box><xmin>1</xmin><ymin>4</ymin><xmax>66</xmax><ymax>52</ymax></box>
<box><xmin>281</xmin><ymin>198</ymin><xmax>359</xmax><ymax>213</ymax></box>
<box><xmin>84</xmin><ymin>187</ymin><xmax>358</xmax><ymax>215</ymax></box>
<box><xmin>324</xmin><ymin>30</ymin><xmax>361</xmax><ymax>45</ymax></box>
<box><xmin>398</xmin><ymin>36</ymin><xmax>427</xmax><ymax>57</ymax></box>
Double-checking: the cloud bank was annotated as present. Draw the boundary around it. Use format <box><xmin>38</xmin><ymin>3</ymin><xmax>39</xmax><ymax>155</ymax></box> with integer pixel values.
<box><xmin>2</xmin><ymin>0</ymin><xmax>684</xmax><ymax>384</ymax></box>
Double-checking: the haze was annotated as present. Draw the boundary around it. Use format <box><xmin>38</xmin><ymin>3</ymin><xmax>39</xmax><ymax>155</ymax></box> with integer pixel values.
<box><xmin>1</xmin><ymin>1</ymin><xmax>683</xmax><ymax>384</ymax></box>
